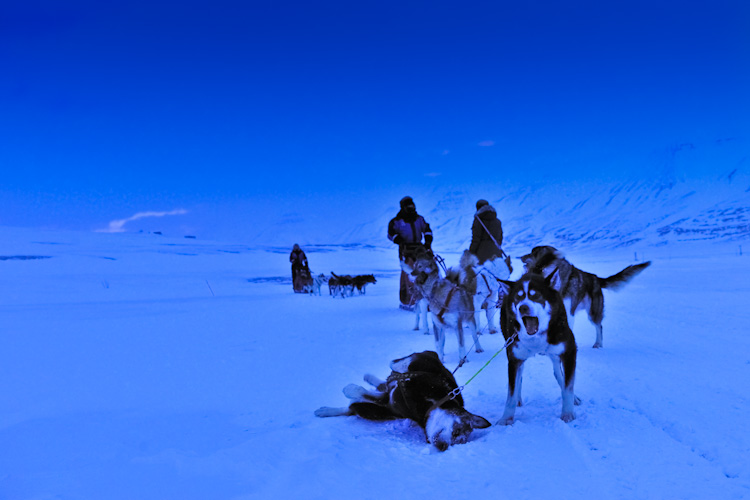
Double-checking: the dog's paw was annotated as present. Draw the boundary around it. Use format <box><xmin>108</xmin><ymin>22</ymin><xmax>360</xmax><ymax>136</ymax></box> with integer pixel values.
<box><xmin>592</xmin><ymin>342</ymin><xmax>603</xmax><ymax>349</ymax></box>
<box><xmin>561</xmin><ymin>412</ymin><xmax>576</xmax><ymax>423</ymax></box>
<box><xmin>574</xmin><ymin>396</ymin><xmax>582</xmax><ymax>406</ymax></box>
<box><xmin>342</xmin><ymin>384</ymin><xmax>366</xmax><ymax>400</ymax></box>
<box><xmin>314</xmin><ymin>406</ymin><xmax>350</xmax><ymax>418</ymax></box>
<box><xmin>489</xmin><ymin>329</ymin><xmax>498</xmax><ymax>335</ymax></box>
<box><xmin>475</xmin><ymin>346</ymin><xmax>484</xmax><ymax>353</ymax></box>
<box><xmin>364</xmin><ymin>374</ymin><xmax>385</xmax><ymax>388</ymax></box>
<box><xmin>498</xmin><ymin>416</ymin><xmax>515</xmax><ymax>426</ymax></box>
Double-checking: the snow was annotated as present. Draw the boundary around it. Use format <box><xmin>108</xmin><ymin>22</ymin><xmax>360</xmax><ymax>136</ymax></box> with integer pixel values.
<box><xmin>1</xmin><ymin>190</ymin><xmax>750</xmax><ymax>499</ymax></box>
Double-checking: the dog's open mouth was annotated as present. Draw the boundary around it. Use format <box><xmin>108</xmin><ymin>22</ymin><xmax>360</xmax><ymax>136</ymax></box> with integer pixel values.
<box><xmin>522</xmin><ymin>316</ymin><xmax>539</xmax><ymax>335</ymax></box>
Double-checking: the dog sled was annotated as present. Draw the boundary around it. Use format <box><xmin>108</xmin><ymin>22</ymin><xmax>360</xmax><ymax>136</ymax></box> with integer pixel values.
<box><xmin>293</xmin><ymin>267</ymin><xmax>313</xmax><ymax>293</ymax></box>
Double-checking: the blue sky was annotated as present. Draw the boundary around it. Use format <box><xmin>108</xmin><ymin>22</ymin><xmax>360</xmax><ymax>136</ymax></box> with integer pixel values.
<box><xmin>1</xmin><ymin>0</ymin><xmax>748</xmax><ymax>236</ymax></box>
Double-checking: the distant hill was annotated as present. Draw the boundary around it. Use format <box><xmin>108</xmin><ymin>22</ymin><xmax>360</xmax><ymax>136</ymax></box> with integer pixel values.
<box><xmin>252</xmin><ymin>137</ymin><xmax>750</xmax><ymax>253</ymax></box>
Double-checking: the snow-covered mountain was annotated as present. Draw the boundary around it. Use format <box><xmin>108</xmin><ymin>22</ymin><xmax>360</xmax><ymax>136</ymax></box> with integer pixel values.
<box><xmin>256</xmin><ymin>137</ymin><xmax>750</xmax><ymax>254</ymax></box>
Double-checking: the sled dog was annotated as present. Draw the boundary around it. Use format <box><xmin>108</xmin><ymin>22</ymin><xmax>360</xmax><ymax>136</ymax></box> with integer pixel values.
<box><xmin>329</xmin><ymin>272</ymin><xmax>354</xmax><ymax>297</ymax></box>
<box><xmin>403</xmin><ymin>250</ymin><xmax>482</xmax><ymax>362</ymax></box>
<box><xmin>352</xmin><ymin>274</ymin><xmax>377</xmax><ymax>294</ymax></box>
<box><xmin>314</xmin><ymin>350</ymin><xmax>490</xmax><ymax>451</ymax></box>
<box><xmin>411</xmin><ymin>285</ymin><xmax>430</xmax><ymax>335</ymax></box>
<box><xmin>399</xmin><ymin>256</ymin><xmax>430</xmax><ymax>334</ymax></box>
<box><xmin>329</xmin><ymin>273</ymin><xmax>376</xmax><ymax>297</ymax></box>
<box><xmin>499</xmin><ymin>272</ymin><xmax>579</xmax><ymax>424</ymax></box>
<box><xmin>521</xmin><ymin>245</ymin><xmax>651</xmax><ymax>348</ymax></box>
<box><xmin>473</xmin><ymin>257</ymin><xmax>511</xmax><ymax>335</ymax></box>
<box><xmin>309</xmin><ymin>273</ymin><xmax>328</xmax><ymax>295</ymax></box>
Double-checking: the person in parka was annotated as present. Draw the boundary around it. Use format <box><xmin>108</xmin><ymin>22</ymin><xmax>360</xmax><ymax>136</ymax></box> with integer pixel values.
<box><xmin>289</xmin><ymin>244</ymin><xmax>310</xmax><ymax>292</ymax></box>
<box><xmin>388</xmin><ymin>196</ymin><xmax>433</xmax><ymax>309</ymax></box>
<box><xmin>469</xmin><ymin>199</ymin><xmax>503</xmax><ymax>264</ymax></box>
<box><xmin>469</xmin><ymin>199</ymin><xmax>511</xmax><ymax>331</ymax></box>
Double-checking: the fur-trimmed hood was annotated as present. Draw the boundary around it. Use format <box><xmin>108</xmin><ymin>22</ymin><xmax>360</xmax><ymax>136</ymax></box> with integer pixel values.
<box><xmin>475</xmin><ymin>204</ymin><xmax>497</xmax><ymax>220</ymax></box>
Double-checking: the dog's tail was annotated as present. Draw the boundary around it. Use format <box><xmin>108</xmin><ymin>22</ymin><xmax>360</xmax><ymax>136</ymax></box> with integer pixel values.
<box><xmin>599</xmin><ymin>261</ymin><xmax>651</xmax><ymax>291</ymax></box>
<box><xmin>453</xmin><ymin>250</ymin><xmax>479</xmax><ymax>295</ymax></box>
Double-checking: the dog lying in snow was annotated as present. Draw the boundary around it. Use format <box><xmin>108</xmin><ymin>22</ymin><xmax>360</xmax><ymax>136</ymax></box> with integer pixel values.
<box><xmin>498</xmin><ymin>271</ymin><xmax>580</xmax><ymax>424</ymax></box>
<box><xmin>314</xmin><ymin>350</ymin><xmax>490</xmax><ymax>451</ymax></box>
<box><xmin>520</xmin><ymin>245</ymin><xmax>651</xmax><ymax>348</ymax></box>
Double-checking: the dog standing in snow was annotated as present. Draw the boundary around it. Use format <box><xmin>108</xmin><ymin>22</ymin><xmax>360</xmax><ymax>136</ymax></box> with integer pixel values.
<box><xmin>499</xmin><ymin>271</ymin><xmax>580</xmax><ymax>424</ymax></box>
<box><xmin>403</xmin><ymin>250</ymin><xmax>481</xmax><ymax>362</ymax></box>
<box><xmin>521</xmin><ymin>245</ymin><xmax>651</xmax><ymax>348</ymax></box>
<box><xmin>473</xmin><ymin>256</ymin><xmax>511</xmax><ymax>335</ymax></box>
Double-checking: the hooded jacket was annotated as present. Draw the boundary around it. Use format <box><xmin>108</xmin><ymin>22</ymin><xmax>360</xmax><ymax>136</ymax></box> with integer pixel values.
<box><xmin>289</xmin><ymin>246</ymin><xmax>308</xmax><ymax>269</ymax></box>
<box><xmin>469</xmin><ymin>204</ymin><xmax>503</xmax><ymax>264</ymax></box>
<box><xmin>388</xmin><ymin>208</ymin><xmax>433</xmax><ymax>258</ymax></box>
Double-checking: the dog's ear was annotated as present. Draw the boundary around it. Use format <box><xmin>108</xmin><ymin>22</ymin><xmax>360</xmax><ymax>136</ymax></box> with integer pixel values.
<box><xmin>464</xmin><ymin>411</ymin><xmax>491</xmax><ymax>429</ymax></box>
<box><xmin>496</xmin><ymin>278</ymin><xmax>514</xmax><ymax>290</ymax></box>
<box><xmin>501</xmin><ymin>289</ymin><xmax>520</xmax><ymax>335</ymax></box>
<box><xmin>544</xmin><ymin>267</ymin><xmax>559</xmax><ymax>286</ymax></box>
<box><xmin>424</xmin><ymin>351</ymin><xmax>441</xmax><ymax>361</ymax></box>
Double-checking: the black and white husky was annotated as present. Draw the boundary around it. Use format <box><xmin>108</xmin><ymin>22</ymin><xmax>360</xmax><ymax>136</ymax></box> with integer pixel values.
<box><xmin>521</xmin><ymin>245</ymin><xmax>651</xmax><ymax>348</ymax></box>
<box><xmin>314</xmin><ymin>350</ymin><xmax>490</xmax><ymax>451</ymax></box>
<box><xmin>403</xmin><ymin>251</ymin><xmax>482</xmax><ymax>362</ymax></box>
<box><xmin>499</xmin><ymin>272</ymin><xmax>579</xmax><ymax>424</ymax></box>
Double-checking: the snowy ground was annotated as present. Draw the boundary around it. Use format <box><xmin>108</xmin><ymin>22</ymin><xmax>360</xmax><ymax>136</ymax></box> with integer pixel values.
<box><xmin>1</xmin><ymin>227</ymin><xmax>749</xmax><ymax>499</ymax></box>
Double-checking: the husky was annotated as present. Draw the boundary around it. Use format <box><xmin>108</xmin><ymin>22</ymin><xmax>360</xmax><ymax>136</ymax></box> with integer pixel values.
<box><xmin>314</xmin><ymin>350</ymin><xmax>491</xmax><ymax>451</ymax></box>
<box><xmin>521</xmin><ymin>245</ymin><xmax>651</xmax><ymax>348</ymax></box>
<box><xmin>329</xmin><ymin>272</ymin><xmax>354</xmax><ymax>297</ymax></box>
<box><xmin>403</xmin><ymin>250</ymin><xmax>482</xmax><ymax>362</ymax></box>
<box><xmin>498</xmin><ymin>272</ymin><xmax>579</xmax><ymax>424</ymax></box>
<box><xmin>310</xmin><ymin>273</ymin><xmax>328</xmax><ymax>295</ymax></box>
<box><xmin>411</xmin><ymin>286</ymin><xmax>431</xmax><ymax>335</ymax></box>
<box><xmin>473</xmin><ymin>256</ymin><xmax>511</xmax><ymax>335</ymax></box>
<box><xmin>352</xmin><ymin>274</ymin><xmax>377</xmax><ymax>295</ymax></box>
<box><xmin>399</xmin><ymin>258</ymin><xmax>431</xmax><ymax>334</ymax></box>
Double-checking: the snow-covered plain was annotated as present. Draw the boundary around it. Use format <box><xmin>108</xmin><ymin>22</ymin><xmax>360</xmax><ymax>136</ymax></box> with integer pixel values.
<box><xmin>1</xmin><ymin>210</ymin><xmax>749</xmax><ymax>500</ymax></box>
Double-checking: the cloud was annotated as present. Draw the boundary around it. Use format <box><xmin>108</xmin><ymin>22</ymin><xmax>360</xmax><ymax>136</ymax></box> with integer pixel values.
<box><xmin>478</xmin><ymin>140</ymin><xmax>495</xmax><ymax>147</ymax></box>
<box><xmin>98</xmin><ymin>209</ymin><xmax>188</xmax><ymax>233</ymax></box>
<box><xmin>424</xmin><ymin>172</ymin><xmax>442</xmax><ymax>178</ymax></box>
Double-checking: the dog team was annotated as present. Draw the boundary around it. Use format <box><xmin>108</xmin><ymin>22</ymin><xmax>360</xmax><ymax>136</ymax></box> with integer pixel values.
<box><xmin>289</xmin><ymin>245</ymin><xmax>377</xmax><ymax>296</ymax></box>
<box><xmin>316</xmin><ymin>195</ymin><xmax>651</xmax><ymax>451</ymax></box>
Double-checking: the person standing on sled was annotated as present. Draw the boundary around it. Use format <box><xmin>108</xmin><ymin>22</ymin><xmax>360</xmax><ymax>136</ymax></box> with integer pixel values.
<box><xmin>388</xmin><ymin>196</ymin><xmax>433</xmax><ymax>310</ymax></box>
<box><xmin>469</xmin><ymin>199</ymin><xmax>512</xmax><ymax>330</ymax></box>
<box><xmin>289</xmin><ymin>244</ymin><xmax>310</xmax><ymax>293</ymax></box>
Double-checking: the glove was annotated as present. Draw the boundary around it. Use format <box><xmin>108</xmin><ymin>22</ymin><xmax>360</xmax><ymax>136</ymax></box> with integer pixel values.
<box><xmin>392</xmin><ymin>235</ymin><xmax>403</xmax><ymax>245</ymax></box>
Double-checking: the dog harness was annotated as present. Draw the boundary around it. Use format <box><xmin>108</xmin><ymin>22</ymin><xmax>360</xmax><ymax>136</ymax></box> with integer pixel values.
<box><xmin>386</xmin><ymin>371</ymin><xmax>460</xmax><ymax>420</ymax></box>
<box><xmin>435</xmin><ymin>286</ymin><xmax>457</xmax><ymax>321</ymax></box>
<box><xmin>481</xmin><ymin>273</ymin><xmax>490</xmax><ymax>292</ymax></box>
